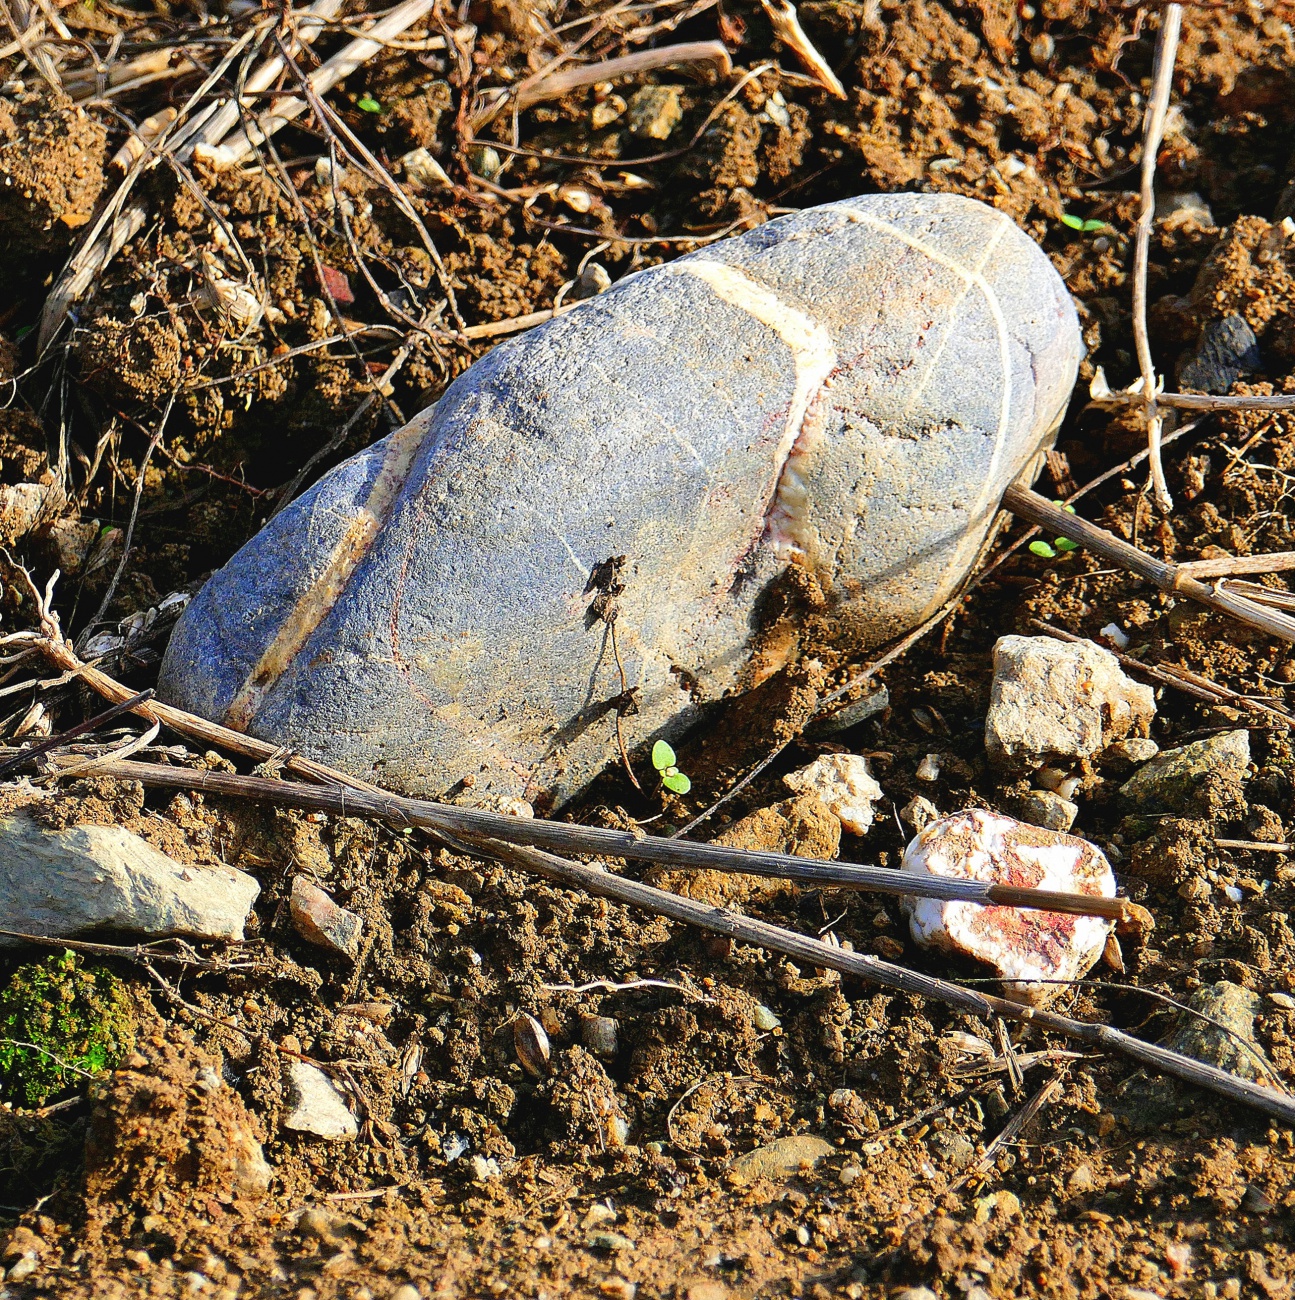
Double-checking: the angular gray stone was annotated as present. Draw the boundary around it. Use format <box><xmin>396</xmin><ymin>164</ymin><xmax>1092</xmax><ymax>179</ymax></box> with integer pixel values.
<box><xmin>0</xmin><ymin>811</ymin><xmax>258</xmax><ymax>945</ymax></box>
<box><xmin>1178</xmin><ymin>313</ymin><xmax>1261</xmax><ymax>395</ymax></box>
<box><xmin>289</xmin><ymin>874</ymin><xmax>362</xmax><ymax>960</ymax></box>
<box><xmin>282</xmin><ymin>1060</ymin><xmax>357</xmax><ymax>1140</ymax></box>
<box><xmin>985</xmin><ymin>635</ymin><xmax>1155</xmax><ymax>769</ymax></box>
<box><xmin>1166</xmin><ymin>981</ymin><xmax>1276</xmax><ymax>1083</ymax></box>
<box><xmin>159</xmin><ymin>194</ymin><xmax>1083</xmax><ymax>805</ymax></box>
<box><xmin>1119</xmin><ymin>730</ymin><xmax>1251</xmax><ymax>814</ymax></box>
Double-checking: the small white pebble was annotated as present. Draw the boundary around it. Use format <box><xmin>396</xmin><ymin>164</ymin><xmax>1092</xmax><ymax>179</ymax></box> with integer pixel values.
<box><xmin>1100</xmin><ymin>623</ymin><xmax>1130</xmax><ymax>650</ymax></box>
<box><xmin>916</xmin><ymin>753</ymin><xmax>941</xmax><ymax>782</ymax></box>
<box><xmin>783</xmin><ymin>753</ymin><xmax>883</xmax><ymax>835</ymax></box>
<box><xmin>752</xmin><ymin>1004</ymin><xmax>782</xmax><ymax>1032</ymax></box>
<box><xmin>1224</xmin><ymin>884</ymin><xmax>1244</xmax><ymax>903</ymax></box>
<box><xmin>839</xmin><ymin>1163</ymin><xmax>863</xmax><ymax>1186</ymax></box>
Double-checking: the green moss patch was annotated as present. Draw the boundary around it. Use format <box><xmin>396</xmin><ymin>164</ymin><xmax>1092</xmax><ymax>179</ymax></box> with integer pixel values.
<box><xmin>0</xmin><ymin>952</ymin><xmax>137</xmax><ymax>1107</ymax></box>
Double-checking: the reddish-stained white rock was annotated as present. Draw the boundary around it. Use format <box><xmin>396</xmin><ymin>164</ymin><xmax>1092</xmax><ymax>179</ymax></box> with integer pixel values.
<box><xmin>901</xmin><ymin>808</ymin><xmax>1115</xmax><ymax>1006</ymax></box>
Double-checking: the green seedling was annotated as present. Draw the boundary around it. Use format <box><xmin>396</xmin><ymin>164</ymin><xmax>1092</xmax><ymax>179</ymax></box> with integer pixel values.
<box><xmin>356</xmin><ymin>94</ymin><xmax>382</xmax><ymax>113</ymax></box>
<box><xmin>1029</xmin><ymin>502</ymin><xmax>1079</xmax><ymax>559</ymax></box>
<box><xmin>1060</xmin><ymin>213</ymin><xmax>1111</xmax><ymax>234</ymax></box>
<box><xmin>651</xmin><ymin>740</ymin><xmax>691</xmax><ymax>795</ymax></box>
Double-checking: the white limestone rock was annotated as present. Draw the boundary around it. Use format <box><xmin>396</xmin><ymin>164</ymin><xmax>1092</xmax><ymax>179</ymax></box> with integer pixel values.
<box><xmin>901</xmin><ymin>808</ymin><xmax>1116</xmax><ymax>1006</ymax></box>
<box><xmin>282</xmin><ymin>1061</ymin><xmax>357</xmax><ymax>1140</ymax></box>
<box><xmin>985</xmin><ymin>635</ymin><xmax>1155</xmax><ymax>769</ymax></box>
<box><xmin>783</xmin><ymin>753</ymin><xmax>882</xmax><ymax>835</ymax></box>
<box><xmin>0</xmin><ymin>811</ymin><xmax>259</xmax><ymax>945</ymax></box>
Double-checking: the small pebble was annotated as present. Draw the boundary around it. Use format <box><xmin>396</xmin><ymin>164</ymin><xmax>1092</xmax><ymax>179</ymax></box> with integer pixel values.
<box><xmin>1103</xmin><ymin>737</ymin><xmax>1159</xmax><ymax>770</ymax></box>
<box><xmin>1015</xmin><ymin>788</ymin><xmax>1078</xmax><ymax>833</ymax></box>
<box><xmin>282</xmin><ymin>1061</ymin><xmax>358</xmax><ymax>1141</ymax></box>
<box><xmin>591</xmin><ymin>94</ymin><xmax>626</xmax><ymax>129</ymax></box>
<box><xmin>752</xmin><ymin>1004</ymin><xmax>781</xmax><ymax>1032</ymax></box>
<box><xmin>626</xmin><ymin>85</ymin><xmax>683</xmax><ymax>139</ymax></box>
<box><xmin>400</xmin><ymin>148</ymin><xmax>449</xmax><ymax>191</ymax></box>
<box><xmin>290</xmin><ymin>875</ymin><xmax>363</xmax><ymax>961</ymax></box>
<box><xmin>915</xmin><ymin>753</ymin><xmax>941</xmax><ymax>782</ymax></box>
<box><xmin>469</xmin><ymin>1154</ymin><xmax>500</xmax><ymax>1181</ymax></box>
<box><xmin>783</xmin><ymin>753</ymin><xmax>883</xmax><ymax>835</ymax></box>
<box><xmin>1179</xmin><ymin>313</ymin><xmax>1261</xmax><ymax>395</ymax></box>
<box><xmin>570</xmin><ymin>262</ymin><xmax>612</xmax><ymax>301</ymax></box>
<box><xmin>728</xmin><ymin>1135</ymin><xmax>835</xmax><ymax>1184</ymax></box>
<box><xmin>1164</xmin><ymin>1242</ymin><xmax>1193</xmax><ymax>1279</ymax></box>
<box><xmin>8</xmin><ymin>1256</ymin><xmax>38</xmax><ymax>1282</ymax></box>
<box><xmin>580</xmin><ymin>1013</ymin><xmax>619</xmax><ymax>1057</ymax></box>
<box><xmin>838</xmin><ymin>1163</ymin><xmax>863</xmax><ymax>1186</ymax></box>
<box><xmin>900</xmin><ymin>795</ymin><xmax>939</xmax><ymax>831</ymax></box>
<box><xmin>587</xmin><ymin>1231</ymin><xmax>635</xmax><ymax>1252</ymax></box>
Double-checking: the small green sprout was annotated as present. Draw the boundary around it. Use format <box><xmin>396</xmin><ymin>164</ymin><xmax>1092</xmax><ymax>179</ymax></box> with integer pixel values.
<box><xmin>1030</xmin><ymin>503</ymin><xmax>1080</xmax><ymax>559</ymax></box>
<box><xmin>356</xmin><ymin>94</ymin><xmax>382</xmax><ymax>113</ymax></box>
<box><xmin>651</xmin><ymin>740</ymin><xmax>691</xmax><ymax>795</ymax></box>
<box><xmin>1060</xmin><ymin>213</ymin><xmax>1111</xmax><ymax>234</ymax></box>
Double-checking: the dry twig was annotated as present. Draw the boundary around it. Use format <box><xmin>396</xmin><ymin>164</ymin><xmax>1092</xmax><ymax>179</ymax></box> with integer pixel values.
<box><xmin>1131</xmin><ymin>2</ymin><xmax>1182</xmax><ymax>512</ymax></box>
<box><xmin>86</xmin><ymin>759</ymin><xmax>1135</xmax><ymax>922</ymax></box>
<box><xmin>758</xmin><ymin>0</ymin><xmax>845</xmax><ymax>98</ymax></box>
<box><xmin>1003</xmin><ymin>483</ymin><xmax>1295</xmax><ymax>643</ymax></box>
<box><xmin>471</xmin><ymin>39</ymin><xmax>733</xmax><ymax>133</ymax></box>
<box><xmin>1032</xmin><ymin>620</ymin><xmax>1294</xmax><ymax>729</ymax></box>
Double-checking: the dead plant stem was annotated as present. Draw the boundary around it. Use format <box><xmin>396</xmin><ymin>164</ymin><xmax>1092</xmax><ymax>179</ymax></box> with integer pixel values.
<box><xmin>1003</xmin><ymin>483</ymin><xmax>1295</xmax><ymax>643</ymax></box>
<box><xmin>1132</xmin><ymin>2</ymin><xmax>1182</xmax><ymax>512</ymax></box>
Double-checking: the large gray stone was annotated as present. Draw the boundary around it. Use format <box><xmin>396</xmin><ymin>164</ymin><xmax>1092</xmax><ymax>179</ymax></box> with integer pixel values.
<box><xmin>0</xmin><ymin>811</ymin><xmax>259</xmax><ymax>945</ymax></box>
<box><xmin>160</xmin><ymin>194</ymin><xmax>1083</xmax><ymax>804</ymax></box>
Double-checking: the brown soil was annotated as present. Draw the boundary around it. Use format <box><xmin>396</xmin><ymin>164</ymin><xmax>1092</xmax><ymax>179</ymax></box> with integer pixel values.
<box><xmin>2</xmin><ymin>1</ymin><xmax>1295</xmax><ymax>1297</ymax></box>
